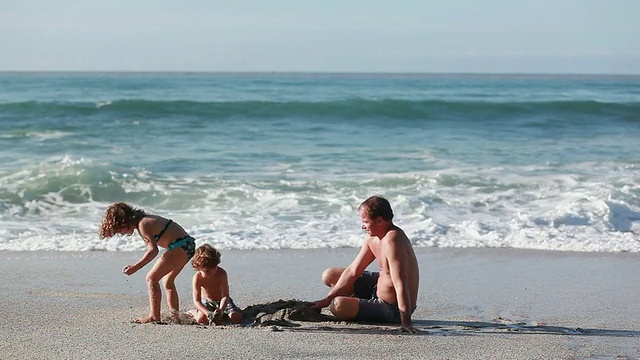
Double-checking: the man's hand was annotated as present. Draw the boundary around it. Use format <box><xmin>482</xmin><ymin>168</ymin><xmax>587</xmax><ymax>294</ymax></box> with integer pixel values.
<box><xmin>400</xmin><ymin>324</ymin><xmax>418</xmax><ymax>334</ymax></box>
<box><xmin>311</xmin><ymin>297</ymin><xmax>331</xmax><ymax>310</ymax></box>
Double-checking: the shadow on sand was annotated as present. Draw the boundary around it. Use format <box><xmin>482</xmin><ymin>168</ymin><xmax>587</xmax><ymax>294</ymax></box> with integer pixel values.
<box><xmin>285</xmin><ymin>319</ymin><xmax>640</xmax><ymax>337</ymax></box>
<box><xmin>414</xmin><ymin>319</ymin><xmax>639</xmax><ymax>337</ymax></box>
<box><xmin>239</xmin><ymin>300</ymin><xmax>639</xmax><ymax>337</ymax></box>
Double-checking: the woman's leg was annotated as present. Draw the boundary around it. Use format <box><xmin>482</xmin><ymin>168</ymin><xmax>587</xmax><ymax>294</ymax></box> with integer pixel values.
<box><xmin>163</xmin><ymin>258</ymin><xmax>188</xmax><ymax>313</ymax></box>
<box><xmin>136</xmin><ymin>249</ymin><xmax>188</xmax><ymax>323</ymax></box>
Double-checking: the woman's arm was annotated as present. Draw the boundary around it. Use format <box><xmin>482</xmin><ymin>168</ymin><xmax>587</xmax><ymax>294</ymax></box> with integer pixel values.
<box><xmin>123</xmin><ymin>220</ymin><xmax>159</xmax><ymax>275</ymax></box>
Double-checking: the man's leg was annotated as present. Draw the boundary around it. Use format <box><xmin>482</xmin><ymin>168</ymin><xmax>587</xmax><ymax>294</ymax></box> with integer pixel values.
<box><xmin>329</xmin><ymin>296</ymin><xmax>360</xmax><ymax>320</ymax></box>
<box><xmin>349</xmin><ymin>298</ymin><xmax>401</xmax><ymax>324</ymax></box>
<box><xmin>321</xmin><ymin>267</ymin><xmax>345</xmax><ymax>287</ymax></box>
<box><xmin>322</xmin><ymin>269</ymin><xmax>380</xmax><ymax>320</ymax></box>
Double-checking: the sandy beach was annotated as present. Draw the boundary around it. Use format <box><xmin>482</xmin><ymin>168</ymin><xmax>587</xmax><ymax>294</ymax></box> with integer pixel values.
<box><xmin>1</xmin><ymin>248</ymin><xmax>639</xmax><ymax>359</ymax></box>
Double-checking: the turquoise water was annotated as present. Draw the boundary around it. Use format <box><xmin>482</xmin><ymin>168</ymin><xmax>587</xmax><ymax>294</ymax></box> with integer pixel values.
<box><xmin>1</xmin><ymin>72</ymin><xmax>639</xmax><ymax>252</ymax></box>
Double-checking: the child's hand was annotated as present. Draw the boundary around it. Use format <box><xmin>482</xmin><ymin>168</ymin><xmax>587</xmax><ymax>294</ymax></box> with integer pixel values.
<box><xmin>207</xmin><ymin>309</ymin><xmax>224</xmax><ymax>325</ymax></box>
<box><xmin>213</xmin><ymin>308</ymin><xmax>223</xmax><ymax>319</ymax></box>
<box><xmin>123</xmin><ymin>265</ymin><xmax>137</xmax><ymax>275</ymax></box>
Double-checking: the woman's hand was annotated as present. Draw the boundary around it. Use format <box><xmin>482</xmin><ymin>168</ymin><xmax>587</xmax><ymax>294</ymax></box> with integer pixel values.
<box><xmin>123</xmin><ymin>264</ymin><xmax>138</xmax><ymax>275</ymax></box>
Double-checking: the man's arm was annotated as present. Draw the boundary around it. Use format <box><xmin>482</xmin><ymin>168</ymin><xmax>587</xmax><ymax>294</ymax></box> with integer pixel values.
<box><xmin>383</xmin><ymin>235</ymin><xmax>416</xmax><ymax>333</ymax></box>
<box><xmin>313</xmin><ymin>240</ymin><xmax>375</xmax><ymax>308</ymax></box>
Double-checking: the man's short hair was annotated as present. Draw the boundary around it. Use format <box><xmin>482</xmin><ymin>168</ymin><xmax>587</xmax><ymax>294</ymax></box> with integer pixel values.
<box><xmin>358</xmin><ymin>195</ymin><xmax>394</xmax><ymax>221</ymax></box>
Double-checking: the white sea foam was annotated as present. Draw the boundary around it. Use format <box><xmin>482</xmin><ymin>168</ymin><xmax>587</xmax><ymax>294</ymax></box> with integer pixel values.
<box><xmin>1</xmin><ymin>161</ymin><xmax>639</xmax><ymax>252</ymax></box>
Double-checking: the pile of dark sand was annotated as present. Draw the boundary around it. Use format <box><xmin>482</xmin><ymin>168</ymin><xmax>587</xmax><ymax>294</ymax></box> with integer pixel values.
<box><xmin>242</xmin><ymin>299</ymin><xmax>335</xmax><ymax>327</ymax></box>
<box><xmin>156</xmin><ymin>299</ymin><xmax>335</xmax><ymax>327</ymax></box>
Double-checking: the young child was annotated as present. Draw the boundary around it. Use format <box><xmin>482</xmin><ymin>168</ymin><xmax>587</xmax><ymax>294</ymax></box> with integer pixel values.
<box><xmin>188</xmin><ymin>244</ymin><xmax>243</xmax><ymax>325</ymax></box>
<box><xmin>99</xmin><ymin>202</ymin><xmax>196</xmax><ymax>324</ymax></box>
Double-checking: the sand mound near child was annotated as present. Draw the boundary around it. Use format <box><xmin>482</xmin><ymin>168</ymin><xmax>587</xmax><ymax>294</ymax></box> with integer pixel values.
<box><xmin>242</xmin><ymin>299</ymin><xmax>335</xmax><ymax>327</ymax></box>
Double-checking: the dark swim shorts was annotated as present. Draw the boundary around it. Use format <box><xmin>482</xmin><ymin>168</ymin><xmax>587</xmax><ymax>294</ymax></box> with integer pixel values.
<box><xmin>353</xmin><ymin>271</ymin><xmax>406</xmax><ymax>324</ymax></box>
<box><xmin>201</xmin><ymin>298</ymin><xmax>241</xmax><ymax>315</ymax></box>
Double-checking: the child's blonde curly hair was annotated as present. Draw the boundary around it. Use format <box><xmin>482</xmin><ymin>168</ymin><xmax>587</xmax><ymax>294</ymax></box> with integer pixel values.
<box><xmin>99</xmin><ymin>202</ymin><xmax>147</xmax><ymax>239</ymax></box>
<box><xmin>192</xmin><ymin>244</ymin><xmax>221</xmax><ymax>269</ymax></box>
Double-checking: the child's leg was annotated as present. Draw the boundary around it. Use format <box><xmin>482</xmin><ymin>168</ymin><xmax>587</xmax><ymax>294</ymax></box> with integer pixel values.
<box><xmin>187</xmin><ymin>309</ymin><xmax>208</xmax><ymax>325</ymax></box>
<box><xmin>228</xmin><ymin>310</ymin><xmax>243</xmax><ymax>324</ymax></box>
<box><xmin>136</xmin><ymin>249</ymin><xmax>188</xmax><ymax>323</ymax></box>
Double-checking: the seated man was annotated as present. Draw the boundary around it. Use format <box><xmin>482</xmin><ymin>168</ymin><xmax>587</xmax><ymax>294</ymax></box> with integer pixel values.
<box><xmin>312</xmin><ymin>196</ymin><xmax>419</xmax><ymax>333</ymax></box>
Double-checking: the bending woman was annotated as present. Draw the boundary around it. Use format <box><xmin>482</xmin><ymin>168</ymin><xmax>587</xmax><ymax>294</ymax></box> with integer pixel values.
<box><xmin>100</xmin><ymin>202</ymin><xmax>196</xmax><ymax>323</ymax></box>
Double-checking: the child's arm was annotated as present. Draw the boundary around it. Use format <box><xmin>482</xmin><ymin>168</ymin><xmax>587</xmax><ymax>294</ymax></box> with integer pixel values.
<box><xmin>123</xmin><ymin>223</ymin><xmax>159</xmax><ymax>275</ymax></box>
<box><xmin>192</xmin><ymin>274</ymin><xmax>211</xmax><ymax>315</ymax></box>
<box><xmin>217</xmin><ymin>271</ymin><xmax>231</xmax><ymax>311</ymax></box>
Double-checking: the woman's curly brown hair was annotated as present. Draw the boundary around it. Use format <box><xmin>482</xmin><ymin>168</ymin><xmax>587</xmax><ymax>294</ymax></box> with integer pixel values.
<box><xmin>99</xmin><ymin>202</ymin><xmax>147</xmax><ymax>239</ymax></box>
<box><xmin>192</xmin><ymin>244</ymin><xmax>221</xmax><ymax>269</ymax></box>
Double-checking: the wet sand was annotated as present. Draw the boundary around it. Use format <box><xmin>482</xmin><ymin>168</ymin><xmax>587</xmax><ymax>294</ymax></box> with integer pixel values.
<box><xmin>1</xmin><ymin>248</ymin><xmax>639</xmax><ymax>359</ymax></box>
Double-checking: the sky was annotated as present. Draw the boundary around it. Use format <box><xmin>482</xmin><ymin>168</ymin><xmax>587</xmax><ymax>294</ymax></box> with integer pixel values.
<box><xmin>1</xmin><ymin>0</ymin><xmax>639</xmax><ymax>74</ymax></box>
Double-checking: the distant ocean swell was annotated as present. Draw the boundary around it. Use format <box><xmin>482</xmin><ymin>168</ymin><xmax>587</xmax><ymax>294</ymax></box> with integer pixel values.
<box><xmin>1</xmin><ymin>99</ymin><xmax>639</xmax><ymax>123</ymax></box>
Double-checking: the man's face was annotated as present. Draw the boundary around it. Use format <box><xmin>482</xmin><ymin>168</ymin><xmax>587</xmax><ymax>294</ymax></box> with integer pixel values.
<box><xmin>359</xmin><ymin>208</ymin><xmax>378</xmax><ymax>237</ymax></box>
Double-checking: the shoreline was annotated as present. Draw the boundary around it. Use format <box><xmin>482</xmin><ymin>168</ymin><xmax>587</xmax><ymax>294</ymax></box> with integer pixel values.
<box><xmin>1</xmin><ymin>247</ymin><xmax>639</xmax><ymax>359</ymax></box>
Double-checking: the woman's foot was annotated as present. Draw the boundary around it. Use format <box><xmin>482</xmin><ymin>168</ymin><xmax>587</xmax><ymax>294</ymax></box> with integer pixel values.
<box><xmin>133</xmin><ymin>315</ymin><xmax>159</xmax><ymax>324</ymax></box>
<box><xmin>170</xmin><ymin>310</ymin><xmax>182</xmax><ymax>324</ymax></box>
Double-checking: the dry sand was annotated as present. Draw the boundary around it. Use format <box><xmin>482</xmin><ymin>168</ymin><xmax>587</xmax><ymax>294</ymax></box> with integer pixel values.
<box><xmin>1</xmin><ymin>248</ymin><xmax>639</xmax><ymax>359</ymax></box>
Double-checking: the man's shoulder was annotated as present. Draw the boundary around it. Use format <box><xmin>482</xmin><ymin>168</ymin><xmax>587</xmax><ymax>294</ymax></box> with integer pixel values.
<box><xmin>380</xmin><ymin>227</ymin><xmax>411</xmax><ymax>247</ymax></box>
<box><xmin>382</xmin><ymin>226</ymin><xmax>404</xmax><ymax>241</ymax></box>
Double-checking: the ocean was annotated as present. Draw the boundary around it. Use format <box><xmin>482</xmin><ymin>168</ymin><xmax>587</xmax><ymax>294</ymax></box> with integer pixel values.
<box><xmin>0</xmin><ymin>72</ymin><xmax>639</xmax><ymax>252</ymax></box>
